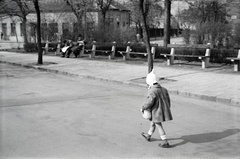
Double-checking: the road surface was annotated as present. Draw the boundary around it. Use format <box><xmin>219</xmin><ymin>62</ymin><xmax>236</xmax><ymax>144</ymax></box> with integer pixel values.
<box><xmin>1</xmin><ymin>63</ymin><xmax>239</xmax><ymax>159</ymax></box>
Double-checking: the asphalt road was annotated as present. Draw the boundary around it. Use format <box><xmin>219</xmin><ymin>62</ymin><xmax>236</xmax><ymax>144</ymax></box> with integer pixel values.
<box><xmin>1</xmin><ymin>63</ymin><xmax>240</xmax><ymax>159</ymax></box>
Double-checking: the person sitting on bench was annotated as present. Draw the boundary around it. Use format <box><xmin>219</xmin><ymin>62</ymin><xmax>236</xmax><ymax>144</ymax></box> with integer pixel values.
<box><xmin>65</xmin><ymin>34</ymin><xmax>85</xmax><ymax>58</ymax></box>
<box><xmin>61</xmin><ymin>40</ymin><xmax>73</xmax><ymax>58</ymax></box>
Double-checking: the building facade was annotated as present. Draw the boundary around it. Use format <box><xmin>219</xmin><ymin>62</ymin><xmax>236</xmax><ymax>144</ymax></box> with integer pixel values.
<box><xmin>0</xmin><ymin>0</ymin><xmax>130</xmax><ymax>45</ymax></box>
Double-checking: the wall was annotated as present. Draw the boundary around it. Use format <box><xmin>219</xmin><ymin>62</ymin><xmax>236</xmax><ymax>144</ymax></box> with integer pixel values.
<box><xmin>0</xmin><ymin>16</ymin><xmax>24</xmax><ymax>42</ymax></box>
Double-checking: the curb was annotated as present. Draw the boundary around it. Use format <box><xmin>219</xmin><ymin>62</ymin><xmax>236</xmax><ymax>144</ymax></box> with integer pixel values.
<box><xmin>1</xmin><ymin>60</ymin><xmax>239</xmax><ymax>107</ymax></box>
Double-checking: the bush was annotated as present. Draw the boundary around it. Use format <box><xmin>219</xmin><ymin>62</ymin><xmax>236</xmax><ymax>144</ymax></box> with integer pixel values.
<box><xmin>90</xmin><ymin>26</ymin><xmax>136</xmax><ymax>43</ymax></box>
<box><xmin>154</xmin><ymin>46</ymin><xmax>170</xmax><ymax>59</ymax></box>
<box><xmin>24</xmin><ymin>43</ymin><xmax>37</xmax><ymax>52</ymax></box>
<box><xmin>231</xmin><ymin>22</ymin><xmax>240</xmax><ymax>46</ymax></box>
<box><xmin>182</xmin><ymin>29</ymin><xmax>191</xmax><ymax>44</ymax></box>
<box><xmin>210</xmin><ymin>48</ymin><xmax>237</xmax><ymax>63</ymax></box>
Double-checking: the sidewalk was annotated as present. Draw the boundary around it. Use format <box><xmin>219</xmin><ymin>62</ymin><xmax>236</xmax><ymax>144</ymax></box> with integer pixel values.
<box><xmin>1</xmin><ymin>51</ymin><xmax>240</xmax><ymax>107</ymax></box>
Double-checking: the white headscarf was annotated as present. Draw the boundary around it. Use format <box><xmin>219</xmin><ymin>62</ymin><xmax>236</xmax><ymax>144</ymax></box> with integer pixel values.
<box><xmin>146</xmin><ymin>69</ymin><xmax>158</xmax><ymax>89</ymax></box>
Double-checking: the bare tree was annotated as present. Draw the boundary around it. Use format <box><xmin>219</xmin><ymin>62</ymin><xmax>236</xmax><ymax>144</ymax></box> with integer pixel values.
<box><xmin>64</xmin><ymin>0</ymin><xmax>94</xmax><ymax>40</ymax></box>
<box><xmin>10</xmin><ymin>16</ymin><xmax>21</xmax><ymax>48</ymax></box>
<box><xmin>135</xmin><ymin>0</ymin><xmax>170</xmax><ymax>47</ymax></box>
<box><xmin>32</xmin><ymin>0</ymin><xmax>42</xmax><ymax>64</ymax></box>
<box><xmin>128</xmin><ymin>0</ymin><xmax>163</xmax><ymax>40</ymax></box>
<box><xmin>96</xmin><ymin>0</ymin><xmax>113</xmax><ymax>24</ymax></box>
<box><xmin>139</xmin><ymin>0</ymin><xmax>153</xmax><ymax>73</ymax></box>
<box><xmin>127</xmin><ymin>0</ymin><xmax>142</xmax><ymax>37</ymax></box>
<box><xmin>0</xmin><ymin>0</ymin><xmax>32</xmax><ymax>44</ymax></box>
<box><xmin>181</xmin><ymin>0</ymin><xmax>230</xmax><ymax>45</ymax></box>
<box><xmin>95</xmin><ymin>0</ymin><xmax>113</xmax><ymax>42</ymax></box>
<box><xmin>163</xmin><ymin>0</ymin><xmax>171</xmax><ymax>47</ymax></box>
<box><xmin>148</xmin><ymin>2</ymin><xmax>164</xmax><ymax>28</ymax></box>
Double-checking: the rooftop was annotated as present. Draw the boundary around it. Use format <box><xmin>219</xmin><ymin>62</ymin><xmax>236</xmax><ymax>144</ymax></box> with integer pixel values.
<box><xmin>0</xmin><ymin>0</ymin><xmax>129</xmax><ymax>15</ymax></box>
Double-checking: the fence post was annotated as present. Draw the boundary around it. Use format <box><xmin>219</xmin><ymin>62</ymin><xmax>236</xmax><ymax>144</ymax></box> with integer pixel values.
<box><xmin>109</xmin><ymin>41</ymin><xmax>116</xmax><ymax>60</ymax></box>
<box><xmin>124</xmin><ymin>41</ymin><xmax>131</xmax><ymax>60</ymax></box>
<box><xmin>168</xmin><ymin>44</ymin><xmax>175</xmax><ymax>65</ymax></box>
<box><xmin>202</xmin><ymin>43</ymin><xmax>211</xmax><ymax>68</ymax></box>
<box><xmin>233</xmin><ymin>50</ymin><xmax>240</xmax><ymax>71</ymax></box>
<box><xmin>43</xmin><ymin>41</ymin><xmax>49</xmax><ymax>55</ymax></box>
<box><xmin>55</xmin><ymin>41</ymin><xmax>61</xmax><ymax>55</ymax></box>
<box><xmin>79</xmin><ymin>44</ymin><xmax>85</xmax><ymax>58</ymax></box>
<box><xmin>151</xmin><ymin>43</ymin><xmax>157</xmax><ymax>60</ymax></box>
<box><xmin>89</xmin><ymin>41</ymin><xmax>96</xmax><ymax>58</ymax></box>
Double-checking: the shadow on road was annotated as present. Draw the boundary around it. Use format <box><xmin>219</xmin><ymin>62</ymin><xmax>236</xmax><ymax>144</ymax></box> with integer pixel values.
<box><xmin>170</xmin><ymin>128</ymin><xmax>240</xmax><ymax>147</ymax></box>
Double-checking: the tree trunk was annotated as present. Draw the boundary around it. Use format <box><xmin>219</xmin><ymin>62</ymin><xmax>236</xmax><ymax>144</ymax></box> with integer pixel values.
<box><xmin>143</xmin><ymin>24</ymin><xmax>153</xmax><ymax>73</ymax></box>
<box><xmin>33</xmin><ymin>0</ymin><xmax>42</xmax><ymax>64</ymax></box>
<box><xmin>22</xmin><ymin>17</ymin><xmax>28</xmax><ymax>44</ymax></box>
<box><xmin>14</xmin><ymin>25</ymin><xmax>20</xmax><ymax>49</ymax></box>
<box><xmin>101</xmin><ymin>11</ymin><xmax>107</xmax><ymax>42</ymax></box>
<box><xmin>84</xmin><ymin>8</ymin><xmax>87</xmax><ymax>40</ymax></box>
<box><xmin>163</xmin><ymin>0</ymin><xmax>171</xmax><ymax>48</ymax></box>
<box><xmin>139</xmin><ymin>0</ymin><xmax>153</xmax><ymax>73</ymax></box>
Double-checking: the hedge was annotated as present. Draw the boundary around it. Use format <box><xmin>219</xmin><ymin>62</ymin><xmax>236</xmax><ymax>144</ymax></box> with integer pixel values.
<box><xmin>24</xmin><ymin>42</ymin><xmax>60</xmax><ymax>53</ymax></box>
<box><xmin>24</xmin><ymin>43</ymin><xmax>38</xmax><ymax>52</ymax></box>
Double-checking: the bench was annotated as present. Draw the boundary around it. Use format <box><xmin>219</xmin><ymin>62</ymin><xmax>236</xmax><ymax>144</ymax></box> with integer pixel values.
<box><xmin>226</xmin><ymin>49</ymin><xmax>240</xmax><ymax>71</ymax></box>
<box><xmin>84</xmin><ymin>41</ymin><xmax>116</xmax><ymax>59</ymax></box>
<box><xmin>55</xmin><ymin>41</ymin><xmax>62</xmax><ymax>55</ymax></box>
<box><xmin>119</xmin><ymin>42</ymin><xmax>158</xmax><ymax>60</ymax></box>
<box><xmin>42</xmin><ymin>42</ymin><xmax>58</xmax><ymax>54</ymax></box>
<box><xmin>161</xmin><ymin>43</ymin><xmax>211</xmax><ymax>68</ymax></box>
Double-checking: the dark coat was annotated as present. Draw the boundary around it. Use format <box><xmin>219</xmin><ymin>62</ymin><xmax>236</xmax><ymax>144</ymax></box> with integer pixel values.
<box><xmin>142</xmin><ymin>84</ymin><xmax>173</xmax><ymax>123</ymax></box>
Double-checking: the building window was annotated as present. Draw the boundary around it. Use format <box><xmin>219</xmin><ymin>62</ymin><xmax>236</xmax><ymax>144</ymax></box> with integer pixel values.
<box><xmin>41</xmin><ymin>23</ymin><xmax>47</xmax><ymax>41</ymax></box>
<box><xmin>48</xmin><ymin>23</ymin><xmax>58</xmax><ymax>41</ymax></box>
<box><xmin>62</xmin><ymin>23</ymin><xmax>71</xmax><ymax>39</ymax></box>
<box><xmin>73</xmin><ymin>23</ymin><xmax>81</xmax><ymax>39</ymax></box>
<box><xmin>73</xmin><ymin>23</ymin><xmax>77</xmax><ymax>33</ymax></box>
<box><xmin>48</xmin><ymin>23</ymin><xmax>58</xmax><ymax>33</ymax></box>
<box><xmin>106</xmin><ymin>14</ymin><xmax>114</xmax><ymax>26</ymax></box>
<box><xmin>2</xmin><ymin>23</ymin><xmax>7</xmax><ymax>37</ymax></box>
<box><xmin>11</xmin><ymin>23</ymin><xmax>16</xmax><ymax>36</ymax></box>
<box><xmin>20</xmin><ymin>23</ymin><xmax>23</xmax><ymax>36</ymax></box>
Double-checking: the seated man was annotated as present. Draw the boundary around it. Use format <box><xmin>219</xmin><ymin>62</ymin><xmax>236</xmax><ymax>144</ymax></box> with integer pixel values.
<box><xmin>61</xmin><ymin>40</ymin><xmax>73</xmax><ymax>57</ymax></box>
<box><xmin>66</xmin><ymin>34</ymin><xmax>85</xmax><ymax>58</ymax></box>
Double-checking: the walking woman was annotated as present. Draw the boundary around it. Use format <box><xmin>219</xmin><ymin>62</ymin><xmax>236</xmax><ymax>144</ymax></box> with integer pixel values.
<box><xmin>141</xmin><ymin>70</ymin><xmax>173</xmax><ymax>148</ymax></box>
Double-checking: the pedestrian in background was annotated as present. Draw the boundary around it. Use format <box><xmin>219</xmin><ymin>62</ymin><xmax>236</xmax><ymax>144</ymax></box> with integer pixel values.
<box><xmin>1</xmin><ymin>32</ymin><xmax>3</xmax><ymax>40</ymax></box>
<box><xmin>141</xmin><ymin>70</ymin><xmax>173</xmax><ymax>148</ymax></box>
